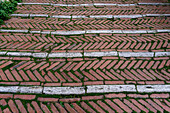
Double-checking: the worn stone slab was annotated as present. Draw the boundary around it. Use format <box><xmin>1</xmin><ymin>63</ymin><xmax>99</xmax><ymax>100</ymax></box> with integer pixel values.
<box><xmin>117</xmin><ymin>4</ymin><xmax>137</xmax><ymax>6</ymax></box>
<box><xmin>147</xmin><ymin>30</ymin><xmax>157</xmax><ymax>33</ymax></box>
<box><xmin>10</xmin><ymin>14</ymin><xmax>29</xmax><ymax>17</ymax></box>
<box><xmin>157</xmin><ymin>29</ymin><xmax>170</xmax><ymax>33</ymax></box>
<box><xmin>0</xmin><ymin>29</ymin><xmax>28</xmax><ymax>33</ymax></box>
<box><xmin>155</xmin><ymin>52</ymin><xmax>170</xmax><ymax>57</ymax></box>
<box><xmin>87</xmin><ymin>85</ymin><xmax>136</xmax><ymax>93</ymax></box>
<box><xmin>51</xmin><ymin>15</ymin><xmax>71</xmax><ymax>18</ymax></box>
<box><xmin>86</xmin><ymin>30</ymin><xmax>113</xmax><ymax>34</ymax></box>
<box><xmin>51</xmin><ymin>31</ymin><xmax>85</xmax><ymax>35</ymax></box>
<box><xmin>52</xmin><ymin>4</ymin><xmax>69</xmax><ymax>6</ymax></box>
<box><xmin>48</xmin><ymin>52</ymin><xmax>82</xmax><ymax>58</ymax></box>
<box><xmin>19</xmin><ymin>3</ymin><xmax>50</xmax><ymax>5</ymax></box>
<box><xmin>6</xmin><ymin>52</ymin><xmax>32</xmax><ymax>56</ymax></box>
<box><xmin>79</xmin><ymin>4</ymin><xmax>93</xmax><ymax>6</ymax></box>
<box><xmin>30</xmin><ymin>31</ymin><xmax>41</xmax><ymax>34</ymax></box>
<box><xmin>138</xmin><ymin>3</ymin><xmax>170</xmax><ymax>5</ymax></box>
<box><xmin>43</xmin><ymin>87</ymin><xmax>85</xmax><ymax>95</ymax></box>
<box><xmin>119</xmin><ymin>52</ymin><xmax>154</xmax><ymax>57</ymax></box>
<box><xmin>72</xmin><ymin>15</ymin><xmax>88</xmax><ymax>18</ymax></box>
<box><xmin>122</xmin><ymin>30</ymin><xmax>147</xmax><ymax>34</ymax></box>
<box><xmin>41</xmin><ymin>31</ymin><xmax>51</xmax><ymax>34</ymax></box>
<box><xmin>137</xmin><ymin>85</ymin><xmax>170</xmax><ymax>92</ymax></box>
<box><xmin>84</xmin><ymin>51</ymin><xmax>117</xmax><ymax>57</ymax></box>
<box><xmin>19</xmin><ymin>86</ymin><xmax>43</xmax><ymax>94</ymax></box>
<box><xmin>0</xmin><ymin>51</ymin><xmax>6</xmax><ymax>55</ymax></box>
<box><xmin>114</xmin><ymin>15</ymin><xmax>142</xmax><ymax>18</ymax></box>
<box><xmin>30</xmin><ymin>14</ymin><xmax>48</xmax><ymax>17</ymax></box>
<box><xmin>90</xmin><ymin>15</ymin><xmax>113</xmax><ymax>18</ymax></box>
<box><xmin>32</xmin><ymin>53</ymin><xmax>48</xmax><ymax>58</ymax></box>
<box><xmin>0</xmin><ymin>86</ymin><xmax>19</xmax><ymax>93</ymax></box>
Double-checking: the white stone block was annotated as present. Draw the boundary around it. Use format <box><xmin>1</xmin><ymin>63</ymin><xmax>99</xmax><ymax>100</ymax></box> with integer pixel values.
<box><xmin>87</xmin><ymin>85</ymin><xmax>136</xmax><ymax>93</ymax></box>
<box><xmin>30</xmin><ymin>14</ymin><xmax>48</xmax><ymax>17</ymax></box>
<box><xmin>33</xmin><ymin>53</ymin><xmax>48</xmax><ymax>58</ymax></box>
<box><xmin>137</xmin><ymin>85</ymin><xmax>170</xmax><ymax>92</ymax></box>
<box><xmin>84</xmin><ymin>51</ymin><xmax>117</xmax><ymax>57</ymax></box>
<box><xmin>122</xmin><ymin>30</ymin><xmax>147</xmax><ymax>33</ymax></box>
<box><xmin>112</xmin><ymin>30</ymin><xmax>123</xmax><ymax>33</ymax></box>
<box><xmin>7</xmin><ymin>52</ymin><xmax>32</xmax><ymax>56</ymax></box>
<box><xmin>79</xmin><ymin>4</ymin><xmax>93</xmax><ymax>6</ymax></box>
<box><xmin>0</xmin><ymin>86</ymin><xmax>19</xmax><ymax>93</ymax></box>
<box><xmin>0</xmin><ymin>51</ymin><xmax>6</xmax><ymax>55</ymax></box>
<box><xmin>66</xmin><ymin>52</ymin><xmax>83</xmax><ymax>57</ymax></box>
<box><xmin>155</xmin><ymin>52</ymin><xmax>170</xmax><ymax>57</ymax></box>
<box><xmin>51</xmin><ymin>31</ymin><xmax>85</xmax><ymax>35</ymax></box>
<box><xmin>114</xmin><ymin>15</ymin><xmax>142</xmax><ymax>18</ymax></box>
<box><xmin>41</xmin><ymin>31</ymin><xmax>51</xmax><ymax>34</ymax></box>
<box><xmin>51</xmin><ymin>15</ymin><xmax>71</xmax><ymax>18</ymax></box>
<box><xmin>10</xmin><ymin>14</ymin><xmax>29</xmax><ymax>17</ymax></box>
<box><xmin>147</xmin><ymin>30</ymin><xmax>157</xmax><ymax>33</ymax></box>
<box><xmin>119</xmin><ymin>52</ymin><xmax>154</xmax><ymax>57</ymax></box>
<box><xmin>157</xmin><ymin>29</ymin><xmax>170</xmax><ymax>33</ymax></box>
<box><xmin>86</xmin><ymin>30</ymin><xmax>113</xmax><ymax>34</ymax></box>
<box><xmin>43</xmin><ymin>87</ymin><xmax>85</xmax><ymax>95</ymax></box>
<box><xmin>90</xmin><ymin>15</ymin><xmax>113</xmax><ymax>18</ymax></box>
<box><xmin>72</xmin><ymin>15</ymin><xmax>88</xmax><ymax>18</ymax></box>
<box><xmin>0</xmin><ymin>29</ymin><xmax>28</xmax><ymax>33</ymax></box>
<box><xmin>30</xmin><ymin>31</ymin><xmax>41</xmax><ymax>34</ymax></box>
<box><xmin>19</xmin><ymin>86</ymin><xmax>43</xmax><ymax>94</ymax></box>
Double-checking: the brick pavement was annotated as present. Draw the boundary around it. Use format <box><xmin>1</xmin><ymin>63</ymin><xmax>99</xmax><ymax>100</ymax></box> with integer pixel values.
<box><xmin>0</xmin><ymin>0</ymin><xmax>170</xmax><ymax>112</ymax></box>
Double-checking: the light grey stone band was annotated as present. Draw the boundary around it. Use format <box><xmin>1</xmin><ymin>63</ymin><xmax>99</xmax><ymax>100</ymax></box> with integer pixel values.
<box><xmin>18</xmin><ymin>3</ymin><xmax>170</xmax><ymax>6</ymax></box>
<box><xmin>1</xmin><ymin>29</ymin><xmax>170</xmax><ymax>34</ymax></box>
<box><xmin>1</xmin><ymin>51</ymin><xmax>170</xmax><ymax>58</ymax></box>
<box><xmin>10</xmin><ymin>14</ymin><xmax>170</xmax><ymax>18</ymax></box>
<box><xmin>0</xmin><ymin>85</ymin><xmax>169</xmax><ymax>95</ymax></box>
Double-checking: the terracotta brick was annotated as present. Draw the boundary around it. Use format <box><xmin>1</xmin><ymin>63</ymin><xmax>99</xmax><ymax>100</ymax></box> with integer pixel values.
<box><xmin>127</xmin><ymin>94</ymin><xmax>149</xmax><ymax>98</ymax></box>
<box><xmin>62</xmin><ymin>82</ymin><xmax>82</xmax><ymax>86</ymax></box>
<box><xmin>0</xmin><ymin>94</ymin><xmax>13</xmax><ymax>99</ymax></box>
<box><xmin>59</xmin><ymin>98</ymin><xmax>80</xmax><ymax>102</ymax></box>
<box><xmin>105</xmin><ymin>81</ymin><xmax>124</xmax><ymax>84</ymax></box>
<box><xmin>82</xmin><ymin>95</ymin><xmax>103</xmax><ymax>100</ymax></box>
<box><xmin>84</xmin><ymin>81</ymin><xmax>103</xmax><ymax>85</ymax></box>
<box><xmin>150</xmin><ymin>94</ymin><xmax>169</xmax><ymax>98</ymax></box>
<box><xmin>105</xmin><ymin>93</ymin><xmax>126</xmax><ymax>98</ymax></box>
<box><xmin>14</xmin><ymin>95</ymin><xmax>36</xmax><ymax>100</ymax></box>
<box><xmin>38</xmin><ymin>97</ymin><xmax>59</xmax><ymax>102</ymax></box>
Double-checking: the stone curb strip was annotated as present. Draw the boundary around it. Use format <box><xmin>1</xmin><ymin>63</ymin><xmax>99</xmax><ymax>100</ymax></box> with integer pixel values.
<box><xmin>0</xmin><ymin>85</ymin><xmax>169</xmax><ymax>95</ymax></box>
<box><xmin>1</xmin><ymin>29</ymin><xmax>170</xmax><ymax>34</ymax></box>
<box><xmin>10</xmin><ymin>14</ymin><xmax>170</xmax><ymax>18</ymax></box>
<box><xmin>17</xmin><ymin>3</ymin><xmax>170</xmax><ymax>6</ymax></box>
<box><xmin>0</xmin><ymin>51</ymin><xmax>170</xmax><ymax>58</ymax></box>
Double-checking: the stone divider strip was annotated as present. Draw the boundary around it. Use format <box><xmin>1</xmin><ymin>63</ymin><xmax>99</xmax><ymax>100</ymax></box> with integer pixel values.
<box><xmin>0</xmin><ymin>85</ymin><xmax>169</xmax><ymax>95</ymax></box>
<box><xmin>17</xmin><ymin>2</ymin><xmax>170</xmax><ymax>6</ymax></box>
<box><xmin>0</xmin><ymin>51</ymin><xmax>169</xmax><ymax>58</ymax></box>
<box><xmin>1</xmin><ymin>29</ymin><xmax>170</xmax><ymax>35</ymax></box>
<box><xmin>10</xmin><ymin>14</ymin><xmax>170</xmax><ymax>18</ymax></box>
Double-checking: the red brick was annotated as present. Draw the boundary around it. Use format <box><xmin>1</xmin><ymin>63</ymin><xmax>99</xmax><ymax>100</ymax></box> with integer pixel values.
<box><xmin>145</xmin><ymin>81</ymin><xmax>165</xmax><ymax>84</ymax></box>
<box><xmin>105</xmin><ymin>93</ymin><xmax>126</xmax><ymax>98</ymax></box>
<box><xmin>44</xmin><ymin>83</ymin><xmax>61</xmax><ymax>86</ymax></box>
<box><xmin>0</xmin><ymin>94</ymin><xmax>13</xmax><ymax>99</ymax></box>
<box><xmin>127</xmin><ymin>94</ymin><xmax>148</xmax><ymax>98</ymax></box>
<box><xmin>84</xmin><ymin>81</ymin><xmax>103</xmax><ymax>85</ymax></box>
<box><xmin>38</xmin><ymin>97</ymin><xmax>59</xmax><ymax>102</ymax></box>
<box><xmin>20</xmin><ymin>82</ymin><xmax>40</xmax><ymax>86</ymax></box>
<box><xmin>14</xmin><ymin>95</ymin><xmax>36</xmax><ymax>100</ymax></box>
<box><xmin>0</xmin><ymin>99</ymin><xmax>7</xmax><ymax>106</ymax></box>
<box><xmin>150</xmin><ymin>94</ymin><xmax>169</xmax><ymax>98</ymax></box>
<box><xmin>82</xmin><ymin>95</ymin><xmax>103</xmax><ymax>100</ymax></box>
<box><xmin>62</xmin><ymin>82</ymin><xmax>82</xmax><ymax>86</ymax></box>
<box><xmin>59</xmin><ymin>98</ymin><xmax>80</xmax><ymax>102</ymax></box>
<box><xmin>105</xmin><ymin>81</ymin><xmax>124</xmax><ymax>84</ymax></box>
<box><xmin>0</xmin><ymin>82</ymin><xmax>19</xmax><ymax>85</ymax></box>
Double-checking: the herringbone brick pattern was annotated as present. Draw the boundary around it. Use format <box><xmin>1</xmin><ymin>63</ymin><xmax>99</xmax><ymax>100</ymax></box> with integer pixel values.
<box><xmin>0</xmin><ymin>0</ymin><xmax>170</xmax><ymax>112</ymax></box>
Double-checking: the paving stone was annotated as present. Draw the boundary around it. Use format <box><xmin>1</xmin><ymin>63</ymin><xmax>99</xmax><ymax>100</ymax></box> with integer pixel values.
<box><xmin>19</xmin><ymin>86</ymin><xmax>43</xmax><ymax>94</ymax></box>
<box><xmin>119</xmin><ymin>52</ymin><xmax>154</xmax><ymax>57</ymax></box>
<box><xmin>30</xmin><ymin>14</ymin><xmax>48</xmax><ymax>17</ymax></box>
<box><xmin>51</xmin><ymin>31</ymin><xmax>85</xmax><ymax>35</ymax></box>
<box><xmin>32</xmin><ymin>53</ymin><xmax>48</xmax><ymax>58</ymax></box>
<box><xmin>30</xmin><ymin>31</ymin><xmax>41</xmax><ymax>34</ymax></box>
<box><xmin>114</xmin><ymin>15</ymin><xmax>142</xmax><ymax>18</ymax></box>
<box><xmin>7</xmin><ymin>52</ymin><xmax>32</xmax><ymax>56</ymax></box>
<box><xmin>86</xmin><ymin>30</ymin><xmax>113</xmax><ymax>34</ymax></box>
<box><xmin>90</xmin><ymin>15</ymin><xmax>113</xmax><ymax>18</ymax></box>
<box><xmin>87</xmin><ymin>85</ymin><xmax>136</xmax><ymax>93</ymax></box>
<box><xmin>10</xmin><ymin>14</ymin><xmax>29</xmax><ymax>17</ymax></box>
<box><xmin>122</xmin><ymin>30</ymin><xmax>147</xmax><ymax>34</ymax></box>
<box><xmin>137</xmin><ymin>85</ymin><xmax>170</xmax><ymax>92</ymax></box>
<box><xmin>84</xmin><ymin>51</ymin><xmax>117</xmax><ymax>57</ymax></box>
<box><xmin>43</xmin><ymin>87</ymin><xmax>85</xmax><ymax>95</ymax></box>
<box><xmin>0</xmin><ymin>29</ymin><xmax>28</xmax><ymax>33</ymax></box>
<box><xmin>51</xmin><ymin>15</ymin><xmax>71</xmax><ymax>18</ymax></box>
<box><xmin>0</xmin><ymin>51</ymin><xmax>6</xmax><ymax>55</ymax></box>
<box><xmin>155</xmin><ymin>52</ymin><xmax>170</xmax><ymax>57</ymax></box>
<box><xmin>157</xmin><ymin>29</ymin><xmax>170</xmax><ymax>33</ymax></box>
<box><xmin>138</xmin><ymin>3</ymin><xmax>170</xmax><ymax>5</ymax></box>
<box><xmin>0</xmin><ymin>86</ymin><xmax>19</xmax><ymax>93</ymax></box>
<box><xmin>48</xmin><ymin>52</ymin><xmax>82</xmax><ymax>58</ymax></box>
<box><xmin>72</xmin><ymin>15</ymin><xmax>88</xmax><ymax>18</ymax></box>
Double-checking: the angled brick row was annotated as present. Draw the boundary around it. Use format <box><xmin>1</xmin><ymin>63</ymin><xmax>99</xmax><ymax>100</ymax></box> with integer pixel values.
<box><xmin>0</xmin><ymin>97</ymin><xmax>170</xmax><ymax>112</ymax></box>
<box><xmin>1</xmin><ymin>17</ymin><xmax>169</xmax><ymax>30</ymax></box>
<box><xmin>15</xmin><ymin>4</ymin><xmax>170</xmax><ymax>15</ymax></box>
<box><xmin>0</xmin><ymin>58</ymin><xmax>169</xmax><ymax>82</ymax></box>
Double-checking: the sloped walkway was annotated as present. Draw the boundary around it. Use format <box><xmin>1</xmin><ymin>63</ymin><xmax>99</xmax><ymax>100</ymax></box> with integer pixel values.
<box><xmin>0</xmin><ymin>0</ymin><xmax>170</xmax><ymax>112</ymax></box>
